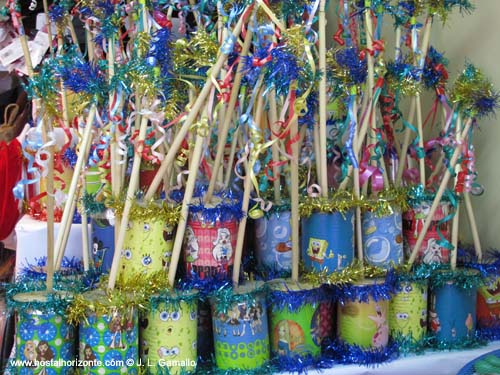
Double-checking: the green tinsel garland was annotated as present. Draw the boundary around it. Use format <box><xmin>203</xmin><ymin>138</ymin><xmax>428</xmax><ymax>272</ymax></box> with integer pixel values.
<box><xmin>209</xmin><ymin>282</ymin><xmax>268</xmax><ymax>315</ymax></box>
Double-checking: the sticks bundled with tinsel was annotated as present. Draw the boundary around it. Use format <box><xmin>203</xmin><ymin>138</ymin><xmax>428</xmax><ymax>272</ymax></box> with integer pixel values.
<box><xmin>3</xmin><ymin>0</ymin><xmax>498</xmax><ymax>297</ymax></box>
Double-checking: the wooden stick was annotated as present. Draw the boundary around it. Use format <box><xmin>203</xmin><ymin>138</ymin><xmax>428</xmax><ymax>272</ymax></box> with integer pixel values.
<box><xmin>464</xmin><ymin>192</ymin><xmax>482</xmax><ymax>261</ymax></box>
<box><xmin>364</xmin><ymin>1</ymin><xmax>376</xmax><ymax>157</ymax></box>
<box><xmin>54</xmin><ymin>105</ymin><xmax>97</xmax><ymax>268</ymax></box>
<box><xmin>313</xmin><ymin>120</ymin><xmax>322</xmax><ymax>187</ymax></box>
<box><xmin>19</xmin><ymin>11</ymin><xmax>56</xmax><ymax>288</ymax></box>
<box><xmin>144</xmin><ymin>11</ymin><xmax>249</xmax><ymax>201</ymax></box>
<box><xmin>395</xmin><ymin>100</ymin><xmax>416</xmax><ymax>186</ymax></box>
<box><xmin>318</xmin><ymin>0</ymin><xmax>328</xmax><ymax>197</ymax></box>
<box><xmin>67</xmin><ymin>16</ymin><xmax>81</xmax><ymax>53</ymax></box>
<box><xmin>81</xmin><ymin>174</ymin><xmax>90</xmax><ymax>272</ymax></box>
<box><xmin>351</xmin><ymin>97</ymin><xmax>363</xmax><ymax>264</ymax></box>
<box><xmin>354</xmin><ymin>89</ymin><xmax>372</xmax><ymax>156</ymax></box>
<box><xmin>363</xmin><ymin>2</ymin><xmax>390</xmax><ymax>193</ymax></box>
<box><xmin>19</xmin><ymin>35</ymin><xmax>34</xmax><ymax>77</ymax></box>
<box><xmin>290</xmin><ymin>111</ymin><xmax>300</xmax><ymax>282</ymax></box>
<box><xmin>451</xmin><ymin>116</ymin><xmax>462</xmax><ymax>270</ymax></box>
<box><xmin>108</xmin><ymin>36</ymin><xmax>120</xmax><ymax>198</ymax></box>
<box><xmin>205</xmin><ymin>16</ymin><xmax>255</xmax><ymax>202</ymax></box>
<box><xmin>42</xmin><ymin>0</ymin><xmax>54</xmax><ymax>55</ymax></box>
<box><xmin>407</xmin><ymin>119</ymin><xmax>472</xmax><ymax>266</ymax></box>
<box><xmin>232</xmin><ymin>152</ymin><xmax>253</xmax><ymax>286</ymax></box>
<box><xmin>415</xmin><ymin>94</ymin><xmax>426</xmax><ymax>186</ymax></box>
<box><xmin>395</xmin><ymin>26</ymin><xmax>401</xmax><ymax>61</ymax></box>
<box><xmin>54</xmin><ymin>131</ymin><xmax>93</xmax><ymax>271</ymax></box>
<box><xmin>108</xmin><ymin>111</ymin><xmax>150</xmax><ymax>290</ymax></box>
<box><xmin>268</xmin><ymin>88</ymin><xmax>282</xmax><ymax>203</ymax></box>
<box><xmin>338</xmin><ymin>90</ymin><xmax>373</xmax><ymax>192</ymax></box>
<box><xmin>86</xmin><ymin>27</ymin><xmax>95</xmax><ymax>62</ymax></box>
<box><xmin>42</xmin><ymin>116</ymin><xmax>55</xmax><ymax>291</ymax></box>
<box><xmin>426</xmin><ymin>153</ymin><xmax>444</xmax><ymax>186</ymax></box>
<box><xmin>223</xmin><ymin>126</ymin><xmax>240</xmax><ymax>188</ymax></box>
<box><xmin>233</xmin><ymin>89</ymin><xmax>266</xmax><ymax>284</ymax></box>
<box><xmin>215</xmin><ymin>1</ymin><xmax>228</xmax><ymax>161</ymax></box>
<box><xmin>450</xmin><ymin>205</ymin><xmax>460</xmax><ymax>270</ymax></box>
<box><xmin>168</xmin><ymin>129</ymin><xmax>206</xmax><ymax>287</ymax></box>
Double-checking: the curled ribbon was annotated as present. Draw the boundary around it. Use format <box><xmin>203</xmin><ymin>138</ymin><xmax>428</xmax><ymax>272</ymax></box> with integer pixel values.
<box><xmin>359</xmin><ymin>146</ymin><xmax>384</xmax><ymax>192</ymax></box>
<box><xmin>345</xmin><ymin>93</ymin><xmax>359</xmax><ymax>169</ymax></box>
<box><xmin>13</xmin><ymin>139</ymin><xmax>41</xmax><ymax>199</ymax></box>
<box><xmin>35</xmin><ymin>130</ymin><xmax>56</xmax><ymax>179</ymax></box>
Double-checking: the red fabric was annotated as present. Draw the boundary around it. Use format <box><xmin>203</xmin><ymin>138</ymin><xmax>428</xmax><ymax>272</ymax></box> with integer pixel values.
<box><xmin>0</xmin><ymin>139</ymin><xmax>22</xmax><ymax>240</ymax></box>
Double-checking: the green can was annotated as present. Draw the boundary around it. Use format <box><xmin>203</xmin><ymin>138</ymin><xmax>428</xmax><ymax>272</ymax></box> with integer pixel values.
<box><xmin>14</xmin><ymin>291</ymin><xmax>76</xmax><ymax>374</ymax></box>
<box><xmin>119</xmin><ymin>202</ymin><xmax>177</xmax><ymax>283</ymax></box>
<box><xmin>337</xmin><ymin>280</ymin><xmax>389</xmax><ymax>349</ymax></box>
<box><xmin>78</xmin><ymin>290</ymin><xmax>139</xmax><ymax>375</ymax></box>
<box><xmin>85</xmin><ymin>167</ymin><xmax>101</xmax><ymax>195</ymax></box>
<box><xmin>389</xmin><ymin>281</ymin><xmax>428</xmax><ymax>341</ymax></box>
<box><xmin>140</xmin><ymin>291</ymin><xmax>198</xmax><ymax>374</ymax></box>
<box><xmin>268</xmin><ymin>280</ymin><xmax>327</xmax><ymax>359</ymax></box>
<box><xmin>211</xmin><ymin>281</ymin><xmax>269</xmax><ymax>370</ymax></box>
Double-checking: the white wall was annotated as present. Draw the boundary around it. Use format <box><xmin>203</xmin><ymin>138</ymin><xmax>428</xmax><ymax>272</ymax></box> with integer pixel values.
<box><xmin>326</xmin><ymin>1</ymin><xmax>500</xmax><ymax>249</ymax></box>
<box><xmin>430</xmin><ymin>1</ymin><xmax>500</xmax><ymax>248</ymax></box>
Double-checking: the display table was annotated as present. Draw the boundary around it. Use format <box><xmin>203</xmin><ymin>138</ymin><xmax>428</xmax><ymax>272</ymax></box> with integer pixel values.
<box><xmin>285</xmin><ymin>342</ymin><xmax>500</xmax><ymax>375</ymax></box>
<box><xmin>14</xmin><ymin>214</ymin><xmax>87</xmax><ymax>276</ymax></box>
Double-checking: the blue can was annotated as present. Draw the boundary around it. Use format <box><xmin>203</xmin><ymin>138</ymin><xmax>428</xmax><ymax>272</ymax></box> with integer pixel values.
<box><xmin>362</xmin><ymin>208</ymin><xmax>403</xmax><ymax>268</ymax></box>
<box><xmin>254</xmin><ymin>211</ymin><xmax>292</xmax><ymax>274</ymax></box>
<box><xmin>301</xmin><ymin>211</ymin><xmax>354</xmax><ymax>273</ymax></box>
<box><xmin>429</xmin><ymin>281</ymin><xmax>477</xmax><ymax>342</ymax></box>
<box><xmin>211</xmin><ymin>282</ymin><xmax>270</xmax><ymax>370</ymax></box>
<box><xmin>90</xmin><ymin>213</ymin><xmax>115</xmax><ymax>274</ymax></box>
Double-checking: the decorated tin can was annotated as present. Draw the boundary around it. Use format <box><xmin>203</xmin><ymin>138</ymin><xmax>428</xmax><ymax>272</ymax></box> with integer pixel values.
<box><xmin>140</xmin><ymin>290</ymin><xmax>198</xmax><ymax>374</ymax></box>
<box><xmin>477</xmin><ymin>276</ymin><xmax>500</xmax><ymax>330</ymax></box>
<box><xmin>139</xmin><ymin>161</ymin><xmax>162</xmax><ymax>194</ymax></box>
<box><xmin>268</xmin><ymin>280</ymin><xmax>330</xmax><ymax>360</ymax></box>
<box><xmin>254</xmin><ymin>207</ymin><xmax>292</xmax><ymax>275</ymax></box>
<box><xmin>429</xmin><ymin>274</ymin><xmax>477</xmax><ymax>343</ymax></box>
<box><xmin>85</xmin><ymin>167</ymin><xmax>101</xmax><ymax>195</ymax></box>
<box><xmin>196</xmin><ymin>301</ymin><xmax>214</xmax><ymax>362</ymax></box>
<box><xmin>119</xmin><ymin>201</ymin><xmax>178</xmax><ymax>283</ymax></box>
<box><xmin>90</xmin><ymin>211</ymin><xmax>115</xmax><ymax>274</ymax></box>
<box><xmin>183</xmin><ymin>197</ymin><xmax>242</xmax><ymax>280</ymax></box>
<box><xmin>301</xmin><ymin>211</ymin><xmax>354</xmax><ymax>273</ymax></box>
<box><xmin>389</xmin><ymin>281</ymin><xmax>428</xmax><ymax>341</ymax></box>
<box><xmin>403</xmin><ymin>201</ymin><xmax>451</xmax><ymax>264</ymax></box>
<box><xmin>211</xmin><ymin>281</ymin><xmax>269</xmax><ymax>370</ymax></box>
<box><xmin>363</xmin><ymin>207</ymin><xmax>404</xmax><ymax>268</ymax></box>
<box><xmin>337</xmin><ymin>280</ymin><xmax>390</xmax><ymax>349</ymax></box>
<box><xmin>13</xmin><ymin>291</ymin><xmax>76</xmax><ymax>375</ymax></box>
<box><xmin>78</xmin><ymin>290</ymin><xmax>139</xmax><ymax>374</ymax></box>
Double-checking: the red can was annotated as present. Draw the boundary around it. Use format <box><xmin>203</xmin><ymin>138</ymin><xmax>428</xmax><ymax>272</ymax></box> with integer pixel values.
<box><xmin>403</xmin><ymin>202</ymin><xmax>451</xmax><ymax>264</ymax></box>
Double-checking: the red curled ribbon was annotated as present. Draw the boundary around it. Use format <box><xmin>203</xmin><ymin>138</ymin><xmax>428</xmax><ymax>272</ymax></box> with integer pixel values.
<box><xmin>359</xmin><ymin>39</ymin><xmax>385</xmax><ymax>60</ymax></box>
<box><xmin>333</xmin><ymin>23</ymin><xmax>345</xmax><ymax>45</ymax></box>
<box><xmin>379</xmin><ymin>92</ymin><xmax>396</xmax><ymax>148</ymax></box>
<box><xmin>217</xmin><ymin>60</ymin><xmax>239</xmax><ymax>103</ymax></box>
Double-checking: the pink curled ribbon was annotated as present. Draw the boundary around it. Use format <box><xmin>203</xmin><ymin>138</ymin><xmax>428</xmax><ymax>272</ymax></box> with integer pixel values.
<box><xmin>359</xmin><ymin>146</ymin><xmax>384</xmax><ymax>192</ymax></box>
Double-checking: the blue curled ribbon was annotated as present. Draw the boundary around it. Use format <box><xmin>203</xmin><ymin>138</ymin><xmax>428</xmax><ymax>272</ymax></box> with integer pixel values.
<box><xmin>89</xmin><ymin>110</ymin><xmax>110</xmax><ymax>167</ymax></box>
<box><xmin>435</xmin><ymin>189</ymin><xmax>457</xmax><ymax>251</ymax></box>
<box><xmin>221</xmin><ymin>34</ymin><xmax>236</xmax><ymax>55</ymax></box>
<box><xmin>442</xmin><ymin>111</ymin><xmax>460</xmax><ymax>175</ymax></box>
<box><xmin>13</xmin><ymin>130</ymin><xmax>44</xmax><ymax>199</ymax></box>
<box><xmin>342</xmin><ymin>0</ymin><xmax>352</xmax><ymax>47</ymax></box>
<box><xmin>402</xmin><ymin>118</ymin><xmax>425</xmax><ymax>160</ymax></box>
<box><xmin>345</xmin><ymin>94</ymin><xmax>359</xmax><ymax>169</ymax></box>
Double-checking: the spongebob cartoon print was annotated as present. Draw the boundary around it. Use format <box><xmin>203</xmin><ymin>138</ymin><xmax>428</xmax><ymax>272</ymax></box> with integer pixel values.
<box><xmin>140</xmin><ymin>299</ymin><xmax>198</xmax><ymax>373</ymax></box>
<box><xmin>389</xmin><ymin>282</ymin><xmax>428</xmax><ymax>340</ymax></box>
<box><xmin>307</xmin><ymin>238</ymin><xmax>328</xmax><ymax>264</ymax></box>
